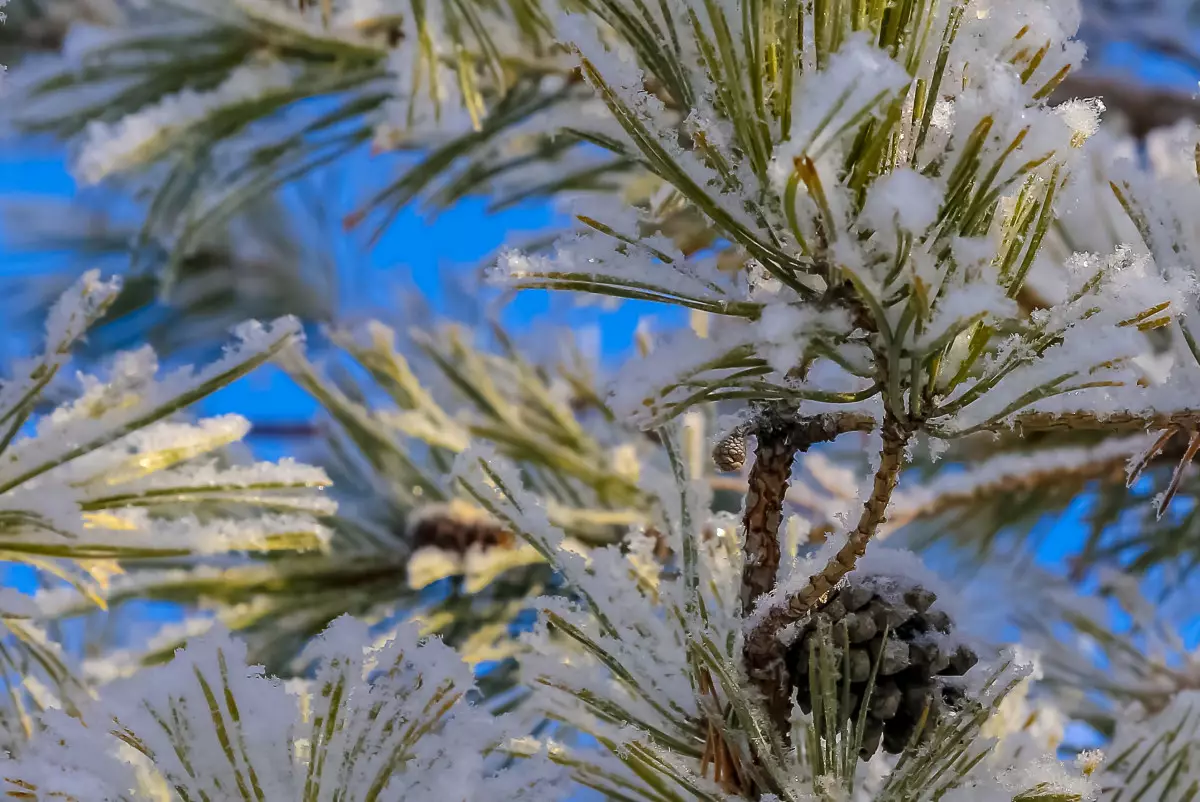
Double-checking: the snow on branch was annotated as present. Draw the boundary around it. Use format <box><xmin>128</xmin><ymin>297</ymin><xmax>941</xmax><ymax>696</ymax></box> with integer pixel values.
<box><xmin>485</xmin><ymin>0</ymin><xmax>1160</xmax><ymax>450</ymax></box>
<box><xmin>0</xmin><ymin>276</ymin><xmax>331</xmax><ymax>619</ymax></box>
<box><xmin>469</xmin><ymin>431</ymin><xmax>1099</xmax><ymax>799</ymax></box>
<box><xmin>74</xmin><ymin>60</ymin><xmax>299</xmax><ymax>183</ymax></box>
<box><xmin>887</xmin><ymin>436</ymin><xmax>1153</xmax><ymax>535</ymax></box>
<box><xmin>481</xmin><ymin>9</ymin><xmax>1200</xmax><ymax>732</ymax></box>
<box><xmin>0</xmin><ymin>616</ymin><xmax>566</xmax><ymax>801</ymax></box>
<box><xmin>731</xmin><ymin>435</ymin><xmax>1154</xmax><ymax>549</ymax></box>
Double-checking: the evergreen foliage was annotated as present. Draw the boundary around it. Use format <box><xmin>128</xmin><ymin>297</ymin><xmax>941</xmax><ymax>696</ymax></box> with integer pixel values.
<box><xmin>6</xmin><ymin>0</ymin><xmax>1200</xmax><ymax>800</ymax></box>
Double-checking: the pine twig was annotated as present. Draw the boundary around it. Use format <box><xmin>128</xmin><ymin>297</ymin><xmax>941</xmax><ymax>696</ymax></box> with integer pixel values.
<box><xmin>736</xmin><ymin>411</ymin><xmax>875</xmax><ymax>613</ymax></box>
<box><xmin>743</xmin><ymin>415</ymin><xmax>909</xmax><ymax>726</ymax></box>
<box><xmin>728</xmin><ymin>410</ymin><xmax>878</xmax><ymax>734</ymax></box>
<box><xmin>740</xmin><ymin>422</ymin><xmax>802</xmax><ymax>613</ymax></box>
<box><xmin>1156</xmin><ymin>429</ymin><xmax>1200</xmax><ymax>520</ymax></box>
<box><xmin>1010</xmin><ymin>409</ymin><xmax>1200</xmax><ymax>434</ymax></box>
<box><xmin>773</xmin><ymin>437</ymin><xmax>1148</xmax><ymax>548</ymax></box>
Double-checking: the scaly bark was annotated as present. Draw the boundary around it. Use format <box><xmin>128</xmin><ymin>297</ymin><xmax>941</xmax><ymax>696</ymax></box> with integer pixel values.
<box><xmin>737</xmin><ymin>412</ymin><xmax>875</xmax><ymax>615</ymax></box>
<box><xmin>740</xmin><ymin>421</ymin><xmax>801</xmax><ymax>615</ymax></box>
<box><xmin>743</xmin><ymin>414</ymin><xmax>910</xmax><ymax>729</ymax></box>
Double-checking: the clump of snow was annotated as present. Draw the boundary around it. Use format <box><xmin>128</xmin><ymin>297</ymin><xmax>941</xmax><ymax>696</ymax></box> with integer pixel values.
<box><xmin>774</xmin><ymin>35</ymin><xmax>909</xmax><ymax>171</ymax></box>
<box><xmin>0</xmin><ymin>279</ymin><xmax>331</xmax><ymax>622</ymax></box>
<box><xmin>1056</xmin><ymin>98</ymin><xmax>1105</xmax><ymax>147</ymax></box>
<box><xmin>860</xmin><ymin>167</ymin><xmax>943</xmax><ymax>235</ymax></box>
<box><xmin>0</xmin><ymin>587</ymin><xmax>38</xmax><ymax>618</ymax></box>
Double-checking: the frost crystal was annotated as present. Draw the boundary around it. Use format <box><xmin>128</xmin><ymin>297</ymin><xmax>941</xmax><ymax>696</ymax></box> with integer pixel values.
<box><xmin>454</xmin><ymin>446</ymin><xmax>1087</xmax><ymax>801</ymax></box>
<box><xmin>15</xmin><ymin>0</ymin><xmax>1200</xmax><ymax>800</ymax></box>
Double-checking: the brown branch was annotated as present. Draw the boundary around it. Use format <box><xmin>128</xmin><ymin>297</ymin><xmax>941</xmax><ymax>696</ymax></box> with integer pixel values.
<box><xmin>737</xmin><ymin>412</ymin><xmax>876</xmax><ymax>612</ymax></box>
<box><xmin>717</xmin><ymin>431</ymin><xmax>1155</xmax><ymax>553</ymax></box>
<box><xmin>1010</xmin><ymin>409</ymin><xmax>1200</xmax><ymax>435</ymax></box>
<box><xmin>798</xmin><ymin>444</ymin><xmax>1143</xmax><ymax>548</ymax></box>
<box><xmin>741</xmin><ymin>426</ymin><xmax>802</xmax><ymax>612</ymax></box>
<box><xmin>742</xmin><ymin>414</ymin><xmax>910</xmax><ymax>729</ymax></box>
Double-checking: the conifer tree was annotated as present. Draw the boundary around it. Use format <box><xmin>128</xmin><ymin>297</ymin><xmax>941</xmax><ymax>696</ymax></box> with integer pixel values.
<box><xmin>6</xmin><ymin>1</ymin><xmax>1200</xmax><ymax>800</ymax></box>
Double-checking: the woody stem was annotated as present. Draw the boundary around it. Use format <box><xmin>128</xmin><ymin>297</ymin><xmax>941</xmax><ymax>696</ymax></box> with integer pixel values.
<box><xmin>739</xmin><ymin>422</ymin><xmax>802</xmax><ymax>614</ymax></box>
<box><xmin>738</xmin><ymin>412</ymin><xmax>877</xmax><ymax>613</ymax></box>
<box><xmin>743</xmin><ymin>413</ymin><xmax>910</xmax><ymax>728</ymax></box>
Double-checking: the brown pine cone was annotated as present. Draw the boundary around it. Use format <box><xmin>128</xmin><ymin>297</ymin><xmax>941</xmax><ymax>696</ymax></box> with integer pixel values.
<box><xmin>787</xmin><ymin>575</ymin><xmax>978</xmax><ymax>760</ymax></box>
<box><xmin>712</xmin><ymin>430</ymin><xmax>748</xmax><ymax>472</ymax></box>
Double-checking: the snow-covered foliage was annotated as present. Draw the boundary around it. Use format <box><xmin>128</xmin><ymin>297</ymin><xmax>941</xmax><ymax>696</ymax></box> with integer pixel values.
<box><xmin>1011</xmin><ymin>566</ymin><xmax>1200</xmax><ymax>740</ymax></box>
<box><xmin>1098</xmin><ymin>691</ymin><xmax>1200</xmax><ymax>799</ymax></box>
<box><xmin>478</xmin><ymin>0</ymin><xmax>1200</xmax><ymax>797</ymax></box>
<box><xmin>453</xmin><ymin>443</ymin><xmax>1105</xmax><ymax>801</ymax></box>
<box><xmin>19</xmin><ymin>312</ymin><xmax>674</xmax><ymax>684</ymax></box>
<box><xmin>0</xmin><ymin>272</ymin><xmax>330</xmax><ymax>599</ymax></box>
<box><xmin>2</xmin><ymin>0</ymin><xmax>619</xmax><ymax>257</ymax></box>
<box><xmin>75</xmin><ymin>59</ymin><xmax>298</xmax><ymax>184</ymax></box>
<box><xmin>496</xmin><ymin>0</ymin><xmax>1198</xmax><ymax>443</ymax></box>
<box><xmin>0</xmin><ymin>615</ymin><xmax>565</xmax><ymax>801</ymax></box>
<box><xmin>491</xmin><ymin>1</ymin><xmax>1200</xmax><ymax>709</ymax></box>
<box><xmin>15</xmin><ymin>0</ymin><xmax>1200</xmax><ymax>800</ymax></box>
<box><xmin>0</xmin><ymin>270</ymin><xmax>331</xmax><ymax>749</ymax></box>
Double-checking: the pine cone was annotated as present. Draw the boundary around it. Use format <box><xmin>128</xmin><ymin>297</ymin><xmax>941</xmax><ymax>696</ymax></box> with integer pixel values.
<box><xmin>786</xmin><ymin>575</ymin><xmax>978</xmax><ymax>760</ymax></box>
<box><xmin>712</xmin><ymin>430</ymin><xmax>748</xmax><ymax>472</ymax></box>
<box><xmin>407</xmin><ymin>501</ymin><xmax>515</xmax><ymax>555</ymax></box>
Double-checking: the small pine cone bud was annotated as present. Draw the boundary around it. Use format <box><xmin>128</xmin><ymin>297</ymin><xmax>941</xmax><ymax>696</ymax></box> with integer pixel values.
<box><xmin>904</xmin><ymin>587</ymin><xmax>937</xmax><ymax>613</ymax></box>
<box><xmin>903</xmin><ymin>682</ymin><xmax>936</xmax><ymax>717</ymax></box>
<box><xmin>923</xmin><ymin>610</ymin><xmax>953</xmax><ymax>634</ymax></box>
<box><xmin>859</xmin><ymin>722</ymin><xmax>884</xmax><ymax>758</ymax></box>
<box><xmin>944</xmin><ymin>644</ymin><xmax>980</xmax><ymax>677</ymax></box>
<box><xmin>942</xmin><ymin>683</ymin><xmax>967</xmax><ymax>709</ymax></box>
<box><xmin>883</xmin><ymin>714</ymin><xmax>916</xmax><ymax>754</ymax></box>
<box><xmin>785</xmin><ymin>574</ymin><xmax>982</xmax><ymax>761</ymax></box>
<box><xmin>909</xmin><ymin>640</ymin><xmax>951</xmax><ymax>675</ymax></box>
<box><xmin>712</xmin><ymin>430</ymin><xmax>748</xmax><ymax>472</ymax></box>
<box><xmin>877</xmin><ymin>640</ymin><xmax>911</xmax><ymax>675</ymax></box>
<box><xmin>822</xmin><ymin>598</ymin><xmax>847</xmax><ymax>621</ymax></box>
<box><xmin>868</xmin><ymin>598</ymin><xmax>914</xmax><ymax>630</ymax></box>
<box><xmin>841</xmin><ymin>583</ymin><xmax>875</xmax><ymax>612</ymax></box>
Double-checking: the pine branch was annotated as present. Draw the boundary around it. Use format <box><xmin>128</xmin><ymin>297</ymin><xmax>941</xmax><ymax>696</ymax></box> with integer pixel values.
<box><xmin>780</xmin><ymin>437</ymin><xmax>1140</xmax><ymax>550</ymax></box>
<box><xmin>744</xmin><ymin>414</ymin><xmax>910</xmax><ymax>726</ymax></box>
<box><xmin>884</xmin><ymin>455</ymin><xmax>1128</xmax><ymax>537</ymax></box>
<box><xmin>1009</xmin><ymin>409</ymin><xmax>1200</xmax><ymax>435</ymax></box>
<box><xmin>737</xmin><ymin>411</ymin><xmax>875</xmax><ymax>612</ymax></box>
<box><xmin>88</xmin><ymin>315</ymin><xmax>670</xmax><ymax>674</ymax></box>
<box><xmin>0</xmin><ymin>616</ymin><xmax>567</xmax><ymax>799</ymax></box>
<box><xmin>740</xmin><ymin>426</ymin><xmax>802</xmax><ymax>614</ymax></box>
